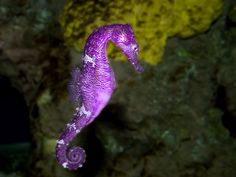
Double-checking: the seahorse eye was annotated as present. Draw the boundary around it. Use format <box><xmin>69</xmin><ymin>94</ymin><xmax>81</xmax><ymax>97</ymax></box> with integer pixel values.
<box><xmin>132</xmin><ymin>44</ymin><xmax>139</xmax><ymax>53</ymax></box>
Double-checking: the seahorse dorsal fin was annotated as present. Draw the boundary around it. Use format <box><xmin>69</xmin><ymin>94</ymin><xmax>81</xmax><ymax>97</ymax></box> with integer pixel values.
<box><xmin>68</xmin><ymin>67</ymin><xmax>81</xmax><ymax>102</ymax></box>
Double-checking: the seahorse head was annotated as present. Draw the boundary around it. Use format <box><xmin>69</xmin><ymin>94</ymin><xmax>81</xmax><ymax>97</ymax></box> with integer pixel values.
<box><xmin>112</xmin><ymin>24</ymin><xmax>144</xmax><ymax>73</ymax></box>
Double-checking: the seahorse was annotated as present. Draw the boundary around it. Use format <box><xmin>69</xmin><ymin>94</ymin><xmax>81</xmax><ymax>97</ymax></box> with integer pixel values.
<box><xmin>56</xmin><ymin>24</ymin><xmax>143</xmax><ymax>170</ymax></box>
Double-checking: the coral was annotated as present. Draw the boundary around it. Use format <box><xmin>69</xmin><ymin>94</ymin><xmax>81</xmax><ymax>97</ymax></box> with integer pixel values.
<box><xmin>59</xmin><ymin>0</ymin><xmax>223</xmax><ymax>65</ymax></box>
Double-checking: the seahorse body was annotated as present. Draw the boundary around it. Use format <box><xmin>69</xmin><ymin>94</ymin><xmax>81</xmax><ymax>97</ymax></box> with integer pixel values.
<box><xmin>56</xmin><ymin>24</ymin><xmax>143</xmax><ymax>170</ymax></box>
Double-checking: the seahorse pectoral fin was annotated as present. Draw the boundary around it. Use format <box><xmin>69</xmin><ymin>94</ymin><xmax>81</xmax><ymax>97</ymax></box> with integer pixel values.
<box><xmin>68</xmin><ymin>67</ymin><xmax>82</xmax><ymax>102</ymax></box>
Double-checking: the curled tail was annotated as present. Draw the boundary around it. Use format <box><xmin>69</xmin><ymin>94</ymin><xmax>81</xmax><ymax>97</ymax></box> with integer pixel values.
<box><xmin>56</xmin><ymin>66</ymin><xmax>91</xmax><ymax>170</ymax></box>
<box><xmin>55</xmin><ymin>121</ymin><xmax>86</xmax><ymax>170</ymax></box>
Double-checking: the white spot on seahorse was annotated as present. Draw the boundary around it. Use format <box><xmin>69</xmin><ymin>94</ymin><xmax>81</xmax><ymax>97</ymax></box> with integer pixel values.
<box><xmin>79</xmin><ymin>104</ymin><xmax>91</xmax><ymax>117</ymax></box>
<box><xmin>62</xmin><ymin>162</ymin><xmax>68</xmax><ymax>168</ymax></box>
<box><xmin>83</xmin><ymin>54</ymin><xmax>96</xmax><ymax>67</ymax></box>
<box><xmin>67</xmin><ymin>123</ymin><xmax>76</xmax><ymax>131</ymax></box>
<box><xmin>57</xmin><ymin>139</ymin><xmax>65</xmax><ymax>145</ymax></box>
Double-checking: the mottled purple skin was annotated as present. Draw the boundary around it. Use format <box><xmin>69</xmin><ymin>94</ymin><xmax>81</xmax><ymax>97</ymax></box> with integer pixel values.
<box><xmin>56</xmin><ymin>24</ymin><xmax>143</xmax><ymax>170</ymax></box>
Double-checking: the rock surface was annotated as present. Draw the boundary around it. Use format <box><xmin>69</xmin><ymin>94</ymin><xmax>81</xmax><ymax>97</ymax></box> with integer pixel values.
<box><xmin>0</xmin><ymin>0</ymin><xmax>235</xmax><ymax>177</ymax></box>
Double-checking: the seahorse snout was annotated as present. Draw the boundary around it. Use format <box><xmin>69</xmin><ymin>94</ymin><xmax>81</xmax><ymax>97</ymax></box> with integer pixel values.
<box><xmin>132</xmin><ymin>60</ymin><xmax>144</xmax><ymax>73</ymax></box>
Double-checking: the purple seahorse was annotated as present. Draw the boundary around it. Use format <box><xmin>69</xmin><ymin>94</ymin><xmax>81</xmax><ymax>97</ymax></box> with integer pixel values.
<box><xmin>56</xmin><ymin>24</ymin><xmax>143</xmax><ymax>170</ymax></box>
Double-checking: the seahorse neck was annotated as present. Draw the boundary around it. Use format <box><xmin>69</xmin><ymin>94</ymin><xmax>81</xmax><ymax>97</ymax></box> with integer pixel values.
<box><xmin>84</xmin><ymin>25</ymin><xmax>120</xmax><ymax>61</ymax></box>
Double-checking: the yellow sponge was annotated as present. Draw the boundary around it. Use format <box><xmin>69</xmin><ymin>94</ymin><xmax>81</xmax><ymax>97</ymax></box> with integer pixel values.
<box><xmin>60</xmin><ymin>0</ymin><xmax>223</xmax><ymax>65</ymax></box>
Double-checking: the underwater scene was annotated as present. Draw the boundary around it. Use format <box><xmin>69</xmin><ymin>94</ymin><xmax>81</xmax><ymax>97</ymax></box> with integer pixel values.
<box><xmin>0</xmin><ymin>0</ymin><xmax>236</xmax><ymax>176</ymax></box>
